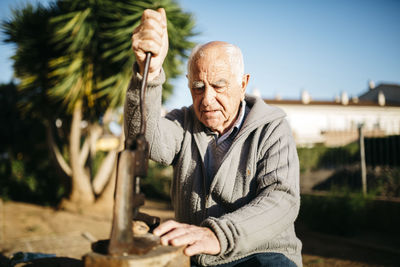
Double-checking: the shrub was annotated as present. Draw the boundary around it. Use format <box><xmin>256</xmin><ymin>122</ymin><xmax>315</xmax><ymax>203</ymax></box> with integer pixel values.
<box><xmin>141</xmin><ymin>160</ymin><xmax>172</xmax><ymax>201</ymax></box>
<box><xmin>0</xmin><ymin>82</ymin><xmax>65</xmax><ymax>205</ymax></box>
<box><xmin>297</xmin><ymin>142</ymin><xmax>359</xmax><ymax>173</ymax></box>
<box><xmin>299</xmin><ymin>192</ymin><xmax>370</xmax><ymax>236</ymax></box>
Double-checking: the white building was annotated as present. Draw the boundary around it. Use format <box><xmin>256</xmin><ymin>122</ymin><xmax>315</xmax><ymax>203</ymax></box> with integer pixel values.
<box><xmin>264</xmin><ymin>83</ymin><xmax>400</xmax><ymax>147</ymax></box>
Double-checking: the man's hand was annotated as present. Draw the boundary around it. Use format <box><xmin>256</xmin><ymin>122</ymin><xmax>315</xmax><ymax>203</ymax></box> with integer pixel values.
<box><xmin>132</xmin><ymin>8</ymin><xmax>168</xmax><ymax>81</ymax></box>
<box><xmin>153</xmin><ymin>220</ymin><xmax>221</xmax><ymax>256</ymax></box>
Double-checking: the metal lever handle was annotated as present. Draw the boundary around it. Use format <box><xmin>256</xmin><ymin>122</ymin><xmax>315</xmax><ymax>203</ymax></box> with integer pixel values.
<box><xmin>140</xmin><ymin>52</ymin><xmax>152</xmax><ymax>135</ymax></box>
<box><xmin>108</xmin><ymin>52</ymin><xmax>153</xmax><ymax>256</ymax></box>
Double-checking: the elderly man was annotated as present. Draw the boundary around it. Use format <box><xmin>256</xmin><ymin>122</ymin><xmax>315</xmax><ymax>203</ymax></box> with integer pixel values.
<box><xmin>125</xmin><ymin>8</ymin><xmax>302</xmax><ymax>267</ymax></box>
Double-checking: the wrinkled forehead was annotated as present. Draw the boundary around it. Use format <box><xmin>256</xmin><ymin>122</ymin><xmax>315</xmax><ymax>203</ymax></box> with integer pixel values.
<box><xmin>189</xmin><ymin>48</ymin><xmax>233</xmax><ymax>79</ymax></box>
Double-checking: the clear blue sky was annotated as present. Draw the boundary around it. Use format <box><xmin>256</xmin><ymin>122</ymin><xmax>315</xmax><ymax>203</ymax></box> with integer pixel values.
<box><xmin>1</xmin><ymin>0</ymin><xmax>399</xmax><ymax>110</ymax></box>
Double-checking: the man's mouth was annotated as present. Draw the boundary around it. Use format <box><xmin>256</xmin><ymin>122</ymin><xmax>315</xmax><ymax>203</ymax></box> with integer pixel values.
<box><xmin>202</xmin><ymin>110</ymin><xmax>219</xmax><ymax>115</ymax></box>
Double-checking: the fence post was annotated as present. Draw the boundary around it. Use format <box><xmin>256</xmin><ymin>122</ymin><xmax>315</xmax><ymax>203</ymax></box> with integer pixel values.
<box><xmin>358</xmin><ymin>124</ymin><xmax>367</xmax><ymax>196</ymax></box>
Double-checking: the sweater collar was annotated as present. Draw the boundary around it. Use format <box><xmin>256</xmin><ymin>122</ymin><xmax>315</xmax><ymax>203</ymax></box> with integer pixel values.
<box><xmin>239</xmin><ymin>94</ymin><xmax>286</xmax><ymax>134</ymax></box>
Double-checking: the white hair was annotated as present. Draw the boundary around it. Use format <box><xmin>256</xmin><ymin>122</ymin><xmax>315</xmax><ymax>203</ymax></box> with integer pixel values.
<box><xmin>187</xmin><ymin>42</ymin><xmax>244</xmax><ymax>85</ymax></box>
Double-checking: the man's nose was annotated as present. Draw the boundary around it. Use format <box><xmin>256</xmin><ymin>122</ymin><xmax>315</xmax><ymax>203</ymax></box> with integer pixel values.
<box><xmin>202</xmin><ymin>86</ymin><xmax>216</xmax><ymax>106</ymax></box>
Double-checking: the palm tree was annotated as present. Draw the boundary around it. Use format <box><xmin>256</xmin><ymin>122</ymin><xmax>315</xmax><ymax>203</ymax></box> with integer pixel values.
<box><xmin>99</xmin><ymin>0</ymin><xmax>196</xmax><ymax>103</ymax></box>
<box><xmin>3</xmin><ymin>0</ymin><xmax>196</xmax><ymax>210</ymax></box>
<box><xmin>2</xmin><ymin>3</ymin><xmax>73</xmax><ymax>190</ymax></box>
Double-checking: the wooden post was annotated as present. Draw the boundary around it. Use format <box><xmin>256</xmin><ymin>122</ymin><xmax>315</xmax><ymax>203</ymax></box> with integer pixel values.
<box><xmin>358</xmin><ymin>124</ymin><xmax>367</xmax><ymax>196</ymax></box>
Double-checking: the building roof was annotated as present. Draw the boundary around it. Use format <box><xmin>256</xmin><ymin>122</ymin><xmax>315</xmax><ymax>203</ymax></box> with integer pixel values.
<box><xmin>359</xmin><ymin>83</ymin><xmax>400</xmax><ymax>105</ymax></box>
<box><xmin>264</xmin><ymin>98</ymin><xmax>400</xmax><ymax>107</ymax></box>
<box><xmin>263</xmin><ymin>83</ymin><xmax>400</xmax><ymax>107</ymax></box>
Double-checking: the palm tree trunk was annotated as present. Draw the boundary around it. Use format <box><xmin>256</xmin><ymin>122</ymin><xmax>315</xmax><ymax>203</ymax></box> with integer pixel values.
<box><xmin>69</xmin><ymin>99</ymin><xmax>95</xmax><ymax>205</ymax></box>
<box><xmin>93</xmin><ymin>162</ymin><xmax>116</xmax><ymax>212</ymax></box>
<box><xmin>94</xmin><ymin>131</ymin><xmax>124</xmax><ymax>210</ymax></box>
<box><xmin>45</xmin><ymin>121</ymin><xmax>72</xmax><ymax>177</ymax></box>
<box><xmin>93</xmin><ymin>150</ymin><xmax>117</xmax><ymax>195</ymax></box>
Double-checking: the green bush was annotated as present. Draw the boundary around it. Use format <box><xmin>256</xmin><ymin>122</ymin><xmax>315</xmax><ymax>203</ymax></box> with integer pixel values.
<box><xmin>141</xmin><ymin>160</ymin><xmax>172</xmax><ymax>201</ymax></box>
<box><xmin>297</xmin><ymin>144</ymin><xmax>327</xmax><ymax>173</ymax></box>
<box><xmin>297</xmin><ymin>143</ymin><xmax>359</xmax><ymax>173</ymax></box>
<box><xmin>311</xmin><ymin>166</ymin><xmax>400</xmax><ymax>198</ymax></box>
<box><xmin>299</xmin><ymin>190</ymin><xmax>400</xmax><ymax>236</ymax></box>
<box><xmin>299</xmin><ymin>192</ymin><xmax>370</xmax><ymax>236</ymax></box>
<box><xmin>368</xmin><ymin>167</ymin><xmax>400</xmax><ymax>198</ymax></box>
<box><xmin>0</xmin><ymin>82</ymin><xmax>65</xmax><ymax>205</ymax></box>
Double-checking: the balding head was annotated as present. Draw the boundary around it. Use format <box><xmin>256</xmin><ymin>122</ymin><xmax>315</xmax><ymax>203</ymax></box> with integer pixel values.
<box><xmin>186</xmin><ymin>41</ymin><xmax>250</xmax><ymax>135</ymax></box>
<box><xmin>187</xmin><ymin>41</ymin><xmax>244</xmax><ymax>85</ymax></box>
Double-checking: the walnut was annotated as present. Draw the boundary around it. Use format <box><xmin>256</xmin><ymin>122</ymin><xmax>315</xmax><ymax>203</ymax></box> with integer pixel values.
<box><xmin>132</xmin><ymin>220</ymin><xmax>150</xmax><ymax>235</ymax></box>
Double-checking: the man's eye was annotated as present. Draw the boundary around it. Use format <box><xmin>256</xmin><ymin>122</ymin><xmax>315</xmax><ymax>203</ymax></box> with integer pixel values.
<box><xmin>192</xmin><ymin>86</ymin><xmax>204</xmax><ymax>93</ymax></box>
<box><xmin>213</xmin><ymin>85</ymin><xmax>225</xmax><ymax>91</ymax></box>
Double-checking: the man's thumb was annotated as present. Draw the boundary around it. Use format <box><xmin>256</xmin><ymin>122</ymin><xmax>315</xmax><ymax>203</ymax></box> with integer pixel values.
<box><xmin>157</xmin><ymin>8</ymin><xmax>167</xmax><ymax>27</ymax></box>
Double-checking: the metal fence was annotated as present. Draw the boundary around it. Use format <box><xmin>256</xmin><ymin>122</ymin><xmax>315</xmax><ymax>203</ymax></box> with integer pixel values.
<box><xmin>298</xmin><ymin>133</ymin><xmax>400</xmax><ymax>198</ymax></box>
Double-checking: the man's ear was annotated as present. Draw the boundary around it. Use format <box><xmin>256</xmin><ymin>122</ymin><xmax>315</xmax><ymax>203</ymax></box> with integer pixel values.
<box><xmin>241</xmin><ymin>74</ymin><xmax>250</xmax><ymax>93</ymax></box>
<box><xmin>186</xmin><ymin>74</ymin><xmax>191</xmax><ymax>88</ymax></box>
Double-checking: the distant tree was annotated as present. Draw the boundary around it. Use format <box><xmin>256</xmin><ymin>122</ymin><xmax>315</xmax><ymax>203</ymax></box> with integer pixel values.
<box><xmin>2</xmin><ymin>3</ymin><xmax>71</xmax><ymax>203</ymax></box>
<box><xmin>2</xmin><ymin>0</ymin><xmax>195</xmax><ymax>210</ymax></box>
<box><xmin>0</xmin><ymin>82</ymin><xmax>62</xmax><ymax>204</ymax></box>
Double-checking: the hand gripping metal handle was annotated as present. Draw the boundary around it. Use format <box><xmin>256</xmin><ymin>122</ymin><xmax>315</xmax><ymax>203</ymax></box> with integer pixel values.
<box><xmin>108</xmin><ymin>53</ymin><xmax>155</xmax><ymax>256</ymax></box>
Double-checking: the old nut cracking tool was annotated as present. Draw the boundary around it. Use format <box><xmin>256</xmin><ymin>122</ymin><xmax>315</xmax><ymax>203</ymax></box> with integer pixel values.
<box><xmin>108</xmin><ymin>52</ymin><xmax>160</xmax><ymax>256</ymax></box>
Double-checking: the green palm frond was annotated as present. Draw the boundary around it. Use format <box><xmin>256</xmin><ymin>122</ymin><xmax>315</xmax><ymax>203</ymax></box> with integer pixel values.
<box><xmin>1</xmin><ymin>2</ymin><xmax>65</xmax><ymax>119</ymax></box>
<box><xmin>3</xmin><ymin>0</ymin><xmax>196</xmax><ymax>120</ymax></box>
<box><xmin>100</xmin><ymin>0</ymin><xmax>196</xmax><ymax>105</ymax></box>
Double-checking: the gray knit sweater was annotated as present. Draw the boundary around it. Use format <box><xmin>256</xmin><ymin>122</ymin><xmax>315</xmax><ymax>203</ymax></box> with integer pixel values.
<box><xmin>124</xmin><ymin>67</ymin><xmax>302</xmax><ymax>266</ymax></box>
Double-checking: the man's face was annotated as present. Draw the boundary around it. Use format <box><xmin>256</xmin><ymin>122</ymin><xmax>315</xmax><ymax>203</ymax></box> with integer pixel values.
<box><xmin>188</xmin><ymin>47</ymin><xmax>249</xmax><ymax>135</ymax></box>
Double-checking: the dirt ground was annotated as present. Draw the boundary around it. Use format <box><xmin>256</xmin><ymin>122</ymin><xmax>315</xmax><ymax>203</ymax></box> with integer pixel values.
<box><xmin>0</xmin><ymin>199</ymin><xmax>399</xmax><ymax>267</ymax></box>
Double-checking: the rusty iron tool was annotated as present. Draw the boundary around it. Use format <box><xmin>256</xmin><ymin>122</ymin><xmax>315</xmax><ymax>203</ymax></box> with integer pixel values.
<box><xmin>108</xmin><ymin>52</ymin><xmax>160</xmax><ymax>256</ymax></box>
<box><xmin>133</xmin><ymin>52</ymin><xmax>160</xmax><ymax>229</ymax></box>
